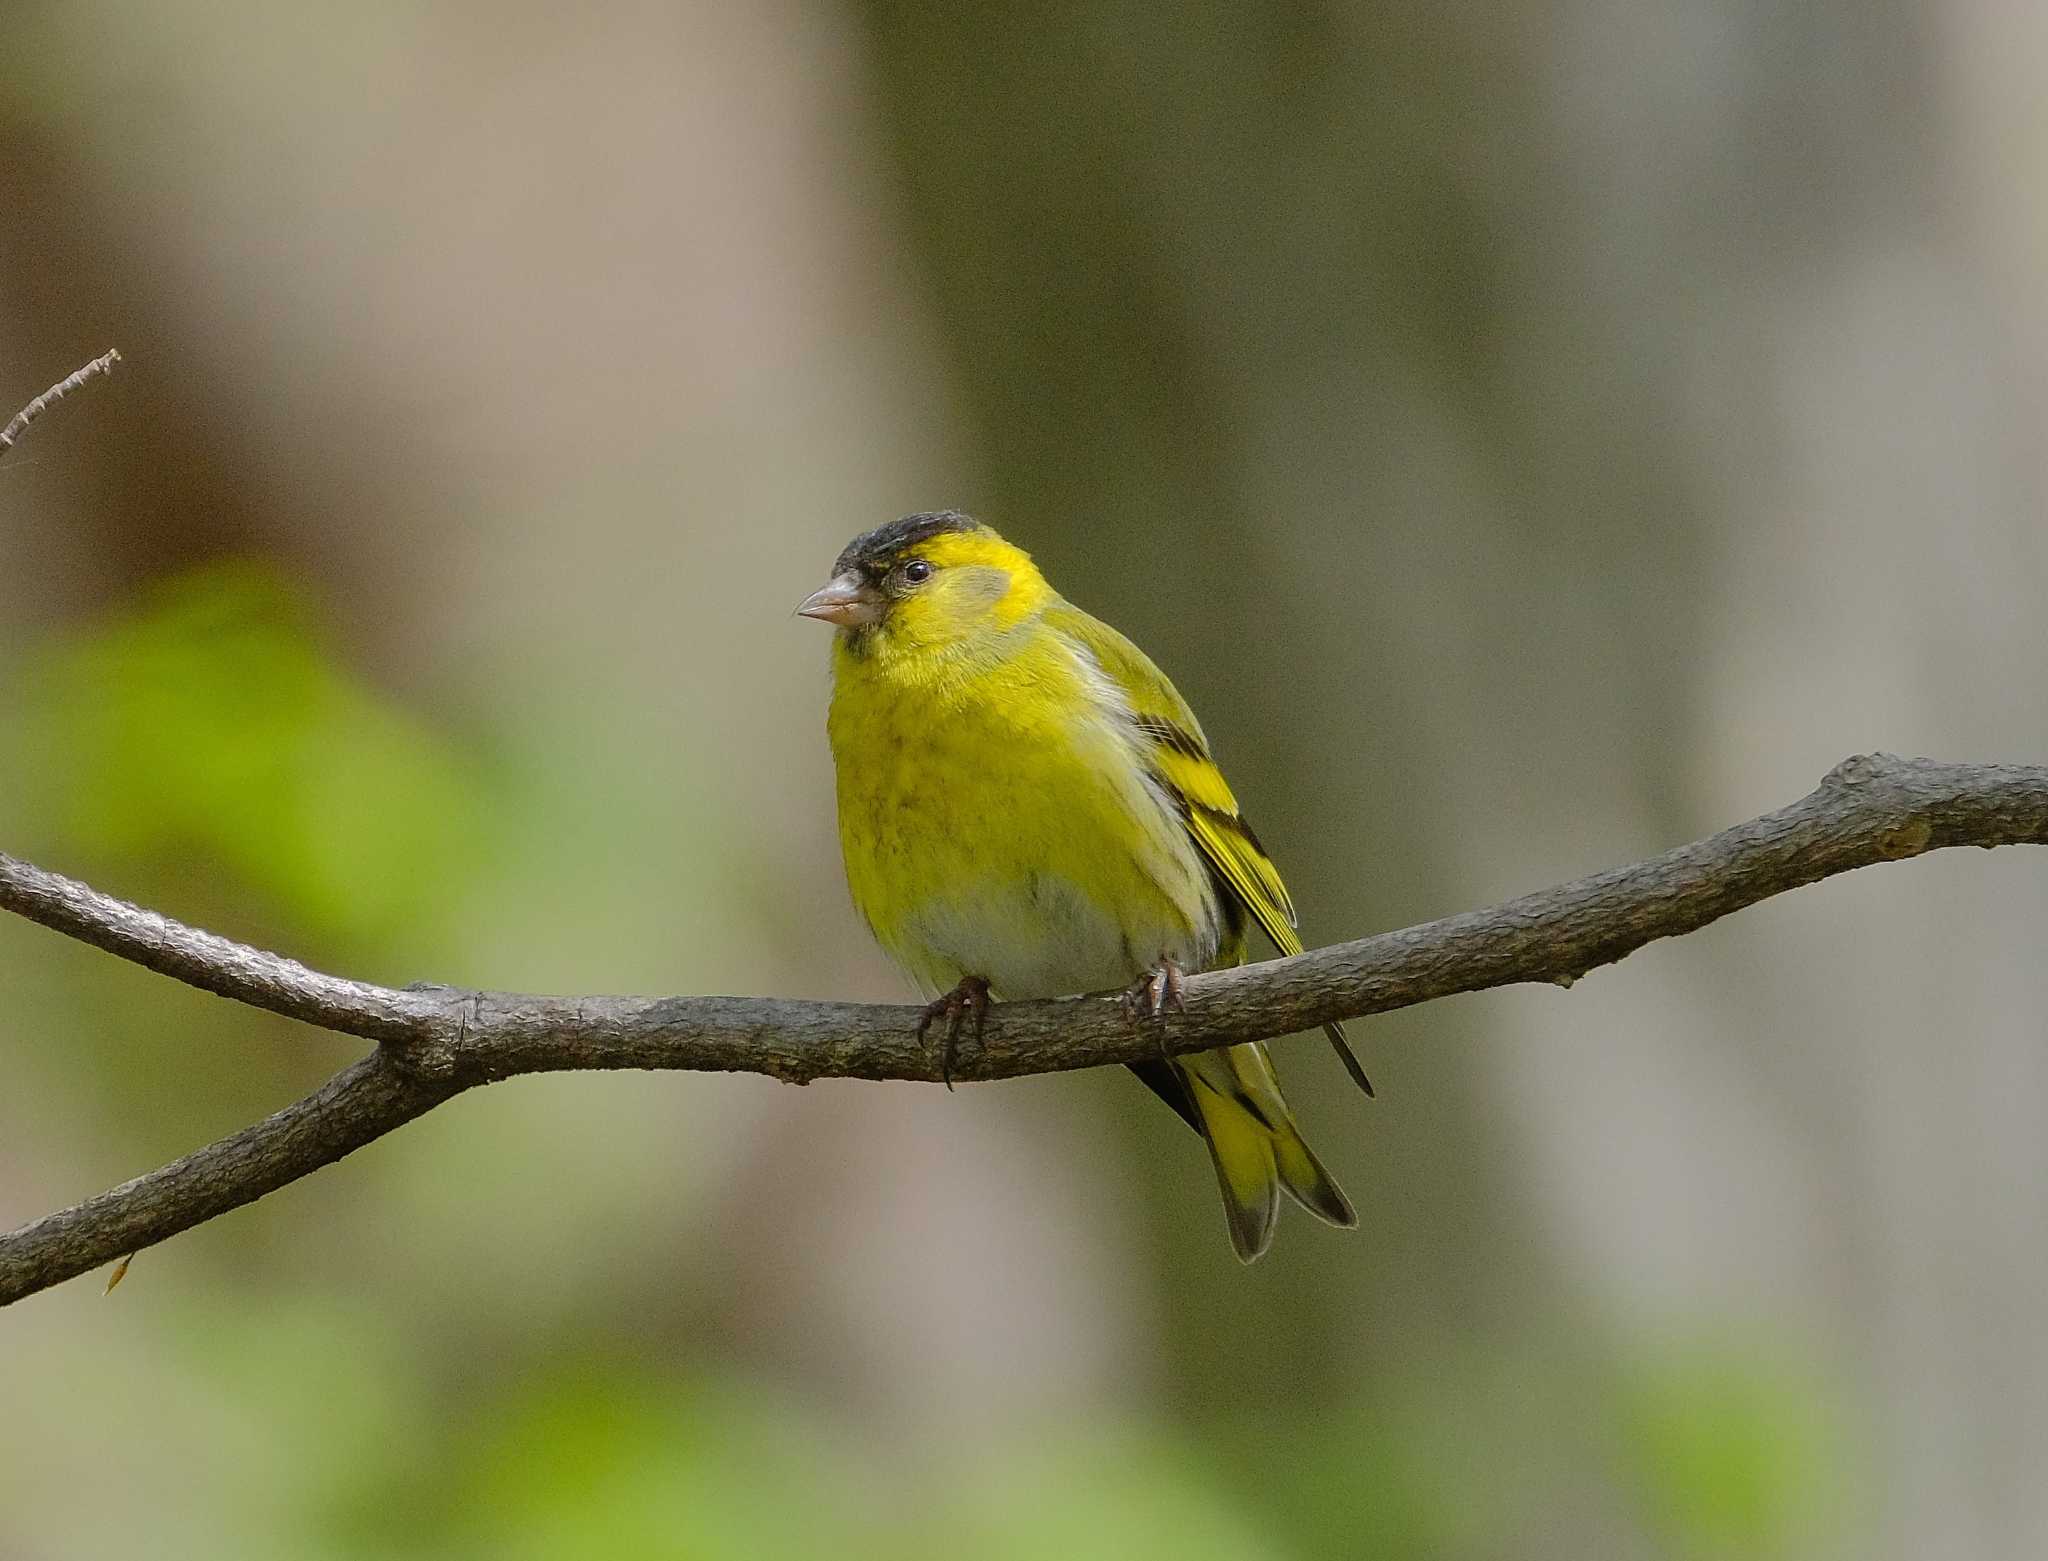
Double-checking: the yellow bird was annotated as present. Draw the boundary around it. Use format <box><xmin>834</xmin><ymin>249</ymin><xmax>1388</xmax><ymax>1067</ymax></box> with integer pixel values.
<box><xmin>799</xmin><ymin>512</ymin><xmax>1368</xmax><ymax>1261</ymax></box>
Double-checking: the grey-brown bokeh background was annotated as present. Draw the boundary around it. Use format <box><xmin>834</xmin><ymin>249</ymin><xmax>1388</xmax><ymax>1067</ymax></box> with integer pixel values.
<box><xmin>5</xmin><ymin>4</ymin><xmax>2047</xmax><ymax>1557</ymax></box>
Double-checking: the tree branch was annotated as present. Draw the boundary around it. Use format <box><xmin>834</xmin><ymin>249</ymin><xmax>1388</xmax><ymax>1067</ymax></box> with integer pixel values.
<box><xmin>0</xmin><ymin>349</ymin><xmax>122</xmax><ymax>458</ymax></box>
<box><xmin>4</xmin><ymin>752</ymin><xmax>2045</xmax><ymax>1305</ymax></box>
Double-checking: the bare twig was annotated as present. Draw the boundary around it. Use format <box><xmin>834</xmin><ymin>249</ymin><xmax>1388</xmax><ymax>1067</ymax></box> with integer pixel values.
<box><xmin>2</xmin><ymin>752</ymin><xmax>2045</xmax><ymax>1305</ymax></box>
<box><xmin>0</xmin><ymin>349</ymin><xmax>122</xmax><ymax>459</ymax></box>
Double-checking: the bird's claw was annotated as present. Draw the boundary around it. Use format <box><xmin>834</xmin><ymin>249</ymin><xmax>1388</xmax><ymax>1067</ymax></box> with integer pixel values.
<box><xmin>917</xmin><ymin>976</ymin><xmax>992</xmax><ymax>1090</ymax></box>
<box><xmin>1123</xmin><ymin>955</ymin><xmax>1187</xmax><ymax>1026</ymax></box>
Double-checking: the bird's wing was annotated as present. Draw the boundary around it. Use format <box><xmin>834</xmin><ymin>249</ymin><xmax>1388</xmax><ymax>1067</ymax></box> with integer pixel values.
<box><xmin>1047</xmin><ymin>600</ymin><xmax>1373</xmax><ymax>1096</ymax></box>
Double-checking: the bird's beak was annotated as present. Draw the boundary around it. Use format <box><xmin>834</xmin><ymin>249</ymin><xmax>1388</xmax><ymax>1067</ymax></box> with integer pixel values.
<box><xmin>795</xmin><ymin>572</ymin><xmax>884</xmax><ymax>629</ymax></box>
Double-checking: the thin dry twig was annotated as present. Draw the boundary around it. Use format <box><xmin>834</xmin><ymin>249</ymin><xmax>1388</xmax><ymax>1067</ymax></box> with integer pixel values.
<box><xmin>0</xmin><ymin>349</ymin><xmax>122</xmax><ymax>458</ymax></box>
<box><xmin>1</xmin><ymin>752</ymin><xmax>2045</xmax><ymax>1305</ymax></box>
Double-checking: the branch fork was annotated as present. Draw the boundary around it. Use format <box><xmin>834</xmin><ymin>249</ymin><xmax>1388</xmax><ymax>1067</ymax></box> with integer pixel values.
<box><xmin>2</xmin><ymin>752</ymin><xmax>2044</xmax><ymax>1306</ymax></box>
<box><xmin>5</xmin><ymin>350</ymin><xmax>2047</xmax><ymax>1307</ymax></box>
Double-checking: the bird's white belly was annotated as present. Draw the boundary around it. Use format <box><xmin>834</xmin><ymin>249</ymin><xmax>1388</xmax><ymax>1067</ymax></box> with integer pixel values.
<box><xmin>890</xmin><ymin>872</ymin><xmax>1212</xmax><ymax>1000</ymax></box>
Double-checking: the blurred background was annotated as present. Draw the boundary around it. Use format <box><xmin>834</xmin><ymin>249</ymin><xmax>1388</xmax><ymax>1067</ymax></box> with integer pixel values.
<box><xmin>3</xmin><ymin>2</ymin><xmax>2045</xmax><ymax>1556</ymax></box>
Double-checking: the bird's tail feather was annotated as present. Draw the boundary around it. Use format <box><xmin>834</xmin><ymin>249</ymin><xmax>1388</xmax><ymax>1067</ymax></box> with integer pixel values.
<box><xmin>1180</xmin><ymin>1043</ymin><xmax>1356</xmax><ymax>1263</ymax></box>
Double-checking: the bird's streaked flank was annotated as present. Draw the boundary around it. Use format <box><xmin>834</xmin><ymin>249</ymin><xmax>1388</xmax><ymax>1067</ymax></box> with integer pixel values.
<box><xmin>800</xmin><ymin>511</ymin><xmax>1370</xmax><ymax>1260</ymax></box>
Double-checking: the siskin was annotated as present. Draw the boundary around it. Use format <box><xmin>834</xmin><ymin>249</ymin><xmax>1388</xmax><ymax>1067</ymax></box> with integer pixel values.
<box><xmin>799</xmin><ymin>511</ymin><xmax>1369</xmax><ymax>1261</ymax></box>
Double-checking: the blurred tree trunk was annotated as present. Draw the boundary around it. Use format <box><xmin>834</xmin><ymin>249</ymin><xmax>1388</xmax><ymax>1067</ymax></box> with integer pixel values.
<box><xmin>857</xmin><ymin>1</ymin><xmax>2048</xmax><ymax>1553</ymax></box>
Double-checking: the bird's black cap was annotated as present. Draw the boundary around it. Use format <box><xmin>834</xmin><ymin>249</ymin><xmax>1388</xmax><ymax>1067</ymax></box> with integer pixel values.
<box><xmin>833</xmin><ymin>511</ymin><xmax>980</xmax><ymax>579</ymax></box>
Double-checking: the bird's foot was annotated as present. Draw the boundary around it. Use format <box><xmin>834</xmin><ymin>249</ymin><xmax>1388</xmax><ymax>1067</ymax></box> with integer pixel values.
<box><xmin>917</xmin><ymin>975</ymin><xmax>992</xmax><ymax>1090</ymax></box>
<box><xmin>1123</xmin><ymin>954</ymin><xmax>1187</xmax><ymax>1026</ymax></box>
<box><xmin>1124</xmin><ymin>956</ymin><xmax>1188</xmax><ymax>1067</ymax></box>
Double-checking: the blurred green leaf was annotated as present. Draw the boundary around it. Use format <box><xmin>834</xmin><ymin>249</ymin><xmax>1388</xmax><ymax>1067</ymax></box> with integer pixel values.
<box><xmin>919</xmin><ymin>1428</ymin><xmax>1288</xmax><ymax>1561</ymax></box>
<box><xmin>373</xmin><ymin>1362</ymin><xmax>865</xmax><ymax>1561</ymax></box>
<box><xmin>14</xmin><ymin>558</ymin><xmax>486</xmax><ymax>954</ymax></box>
<box><xmin>1614</xmin><ymin>1335</ymin><xmax>1850</xmax><ymax>1559</ymax></box>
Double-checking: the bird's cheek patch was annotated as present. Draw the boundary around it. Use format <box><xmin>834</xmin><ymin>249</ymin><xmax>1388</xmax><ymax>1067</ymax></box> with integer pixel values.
<box><xmin>949</xmin><ymin>564</ymin><xmax>1013</xmax><ymax>614</ymax></box>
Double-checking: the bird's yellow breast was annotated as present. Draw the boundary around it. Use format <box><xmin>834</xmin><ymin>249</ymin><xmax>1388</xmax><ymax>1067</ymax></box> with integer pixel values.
<box><xmin>827</xmin><ymin>624</ymin><xmax>1219</xmax><ymax>999</ymax></box>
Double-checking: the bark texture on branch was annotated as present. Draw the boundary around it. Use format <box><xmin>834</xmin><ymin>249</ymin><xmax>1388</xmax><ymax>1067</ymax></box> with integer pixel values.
<box><xmin>3</xmin><ymin>752</ymin><xmax>2045</xmax><ymax>1306</ymax></box>
<box><xmin>0</xmin><ymin>348</ymin><xmax>121</xmax><ymax>457</ymax></box>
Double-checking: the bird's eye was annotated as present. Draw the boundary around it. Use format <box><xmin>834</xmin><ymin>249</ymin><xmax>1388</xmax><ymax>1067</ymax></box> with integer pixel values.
<box><xmin>900</xmin><ymin>559</ymin><xmax>934</xmax><ymax>585</ymax></box>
